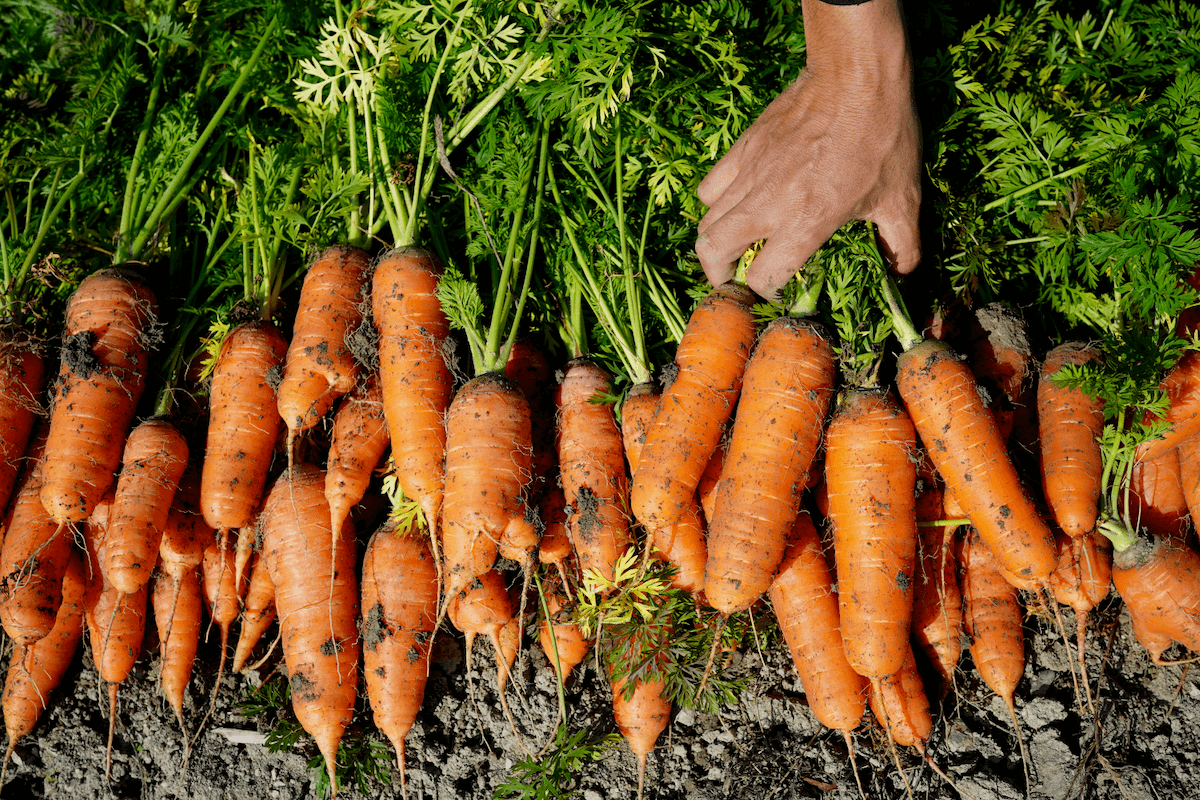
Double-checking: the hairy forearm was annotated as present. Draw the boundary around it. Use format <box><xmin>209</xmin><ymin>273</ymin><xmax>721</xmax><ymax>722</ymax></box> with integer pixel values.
<box><xmin>802</xmin><ymin>0</ymin><xmax>912</xmax><ymax>85</ymax></box>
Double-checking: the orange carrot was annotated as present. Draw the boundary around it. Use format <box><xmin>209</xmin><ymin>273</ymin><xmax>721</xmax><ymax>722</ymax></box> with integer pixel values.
<box><xmin>1179</xmin><ymin>431</ymin><xmax>1200</xmax><ymax>529</ymax></box>
<box><xmin>104</xmin><ymin>418</ymin><xmax>189</xmax><ymax>594</ymax></box>
<box><xmin>705</xmin><ymin>316</ymin><xmax>837</xmax><ymax>616</ymax></box>
<box><xmin>41</xmin><ymin>269</ymin><xmax>158</xmax><ymax>523</ymax></box>
<box><xmin>824</xmin><ymin>388</ymin><xmax>918</xmax><ymax>680</ymax></box>
<box><xmin>199</xmin><ymin>539</ymin><xmax>243</xmax><ymax>732</ymax></box>
<box><xmin>538</xmin><ymin>590</ymin><xmax>590</xmax><ymax>684</ymax></box>
<box><xmin>0</xmin><ymin>345</ymin><xmax>45</xmax><ymax>517</ymax></box>
<box><xmin>911</xmin><ymin>487</ymin><xmax>963</xmax><ymax>690</ymax></box>
<box><xmin>372</xmin><ymin>246</ymin><xmax>453</xmax><ymax>535</ymax></box>
<box><xmin>696</xmin><ymin>435</ymin><xmax>727</xmax><ymax>525</ymax></box>
<box><xmin>896</xmin><ymin>339</ymin><xmax>1057</xmax><ymax>590</ymax></box>
<box><xmin>441</xmin><ymin>373</ymin><xmax>534</xmax><ymax>600</ymax></box>
<box><xmin>1131</xmin><ymin>447</ymin><xmax>1189</xmax><ymax>538</ymax></box>
<box><xmin>768</xmin><ymin>510</ymin><xmax>868</xmax><ymax>733</ymax></box>
<box><xmin>556</xmin><ymin>359</ymin><xmax>631</xmax><ymax>584</ymax></box>
<box><xmin>361</xmin><ymin>519</ymin><xmax>438</xmax><ymax>793</ymax></box>
<box><xmin>82</xmin><ymin>491</ymin><xmax>149</xmax><ymax>779</ymax></box>
<box><xmin>620</xmin><ymin>381</ymin><xmax>660</xmax><ymax>475</ymax></box>
<box><xmin>631</xmin><ymin>282</ymin><xmax>757</xmax><ymax>533</ymax></box>
<box><xmin>325</xmin><ymin>374</ymin><xmax>390</xmax><ymax>538</ymax></box>
<box><xmin>867</xmin><ymin>646</ymin><xmax>932</xmax><ymax>750</ymax></box>
<box><xmin>0</xmin><ymin>425</ymin><xmax>74</xmax><ymax>645</ymax></box>
<box><xmin>1038</xmin><ymin>342</ymin><xmax>1105</xmax><ymax>538</ymax></box>
<box><xmin>1049</xmin><ymin>529</ymin><xmax>1111</xmax><ymax>708</ymax></box>
<box><xmin>231</xmin><ymin>551</ymin><xmax>275</xmax><ymax>674</ymax></box>
<box><xmin>962</xmin><ymin>302</ymin><xmax>1036</xmax><ymax>450</ymax></box>
<box><xmin>152</xmin><ymin>558</ymin><xmax>202</xmax><ymax>734</ymax></box>
<box><xmin>536</xmin><ymin>488</ymin><xmax>573</xmax><ymax>574</ymax></box>
<box><xmin>261</xmin><ymin>464</ymin><xmax>359</xmax><ymax>792</ymax></box>
<box><xmin>1110</xmin><ymin>533</ymin><xmax>1200</xmax><ymax>664</ymax></box>
<box><xmin>611</xmin><ymin>675</ymin><xmax>671</xmax><ymax>799</ymax></box>
<box><xmin>277</xmin><ymin>245</ymin><xmax>370</xmax><ymax>447</ymax></box>
<box><xmin>199</xmin><ymin>320</ymin><xmax>288</xmax><ymax>537</ymax></box>
<box><xmin>960</xmin><ymin>529</ymin><xmax>1026</xmax><ymax>713</ymax></box>
<box><xmin>1138</xmin><ymin>350</ymin><xmax>1200</xmax><ymax>463</ymax></box>
<box><xmin>1</xmin><ymin>547</ymin><xmax>84</xmax><ymax>777</ymax></box>
<box><xmin>447</xmin><ymin>568</ymin><xmax>522</xmax><ymax>742</ymax></box>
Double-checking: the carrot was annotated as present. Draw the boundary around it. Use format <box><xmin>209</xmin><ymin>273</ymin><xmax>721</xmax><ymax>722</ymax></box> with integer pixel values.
<box><xmin>325</xmin><ymin>374</ymin><xmax>390</xmax><ymax>539</ymax></box>
<box><xmin>82</xmin><ymin>491</ymin><xmax>150</xmax><ymax>779</ymax></box>
<box><xmin>153</xmin><ymin>469</ymin><xmax>208</xmax><ymax>732</ymax></box>
<box><xmin>536</xmin><ymin>488</ymin><xmax>573</xmax><ymax>577</ymax></box>
<box><xmin>1179</xmin><ymin>431</ymin><xmax>1200</xmax><ymax>529</ymax></box>
<box><xmin>767</xmin><ymin>510</ymin><xmax>868</xmax><ymax>733</ymax></box>
<box><xmin>1130</xmin><ymin>446</ymin><xmax>1189</xmax><ymax>538</ymax></box>
<box><xmin>1038</xmin><ymin>342</ymin><xmax>1105</xmax><ymax>538</ymax></box>
<box><xmin>556</xmin><ymin>358</ymin><xmax>631</xmax><ymax>584</ymax></box>
<box><xmin>911</xmin><ymin>487</ymin><xmax>964</xmax><ymax>691</ymax></box>
<box><xmin>261</xmin><ymin>463</ymin><xmax>360</xmax><ymax>793</ymax></box>
<box><xmin>960</xmin><ymin>529</ymin><xmax>1026</xmax><ymax>716</ymax></box>
<box><xmin>1049</xmin><ymin>529</ymin><xmax>1111</xmax><ymax>710</ymax></box>
<box><xmin>361</xmin><ymin>519</ymin><xmax>438</xmax><ymax>795</ymax></box>
<box><xmin>0</xmin><ymin>425</ymin><xmax>75</xmax><ymax>645</ymax></box>
<box><xmin>895</xmin><ymin>338</ymin><xmax>1056</xmax><ymax>590</ymax></box>
<box><xmin>867</xmin><ymin>646</ymin><xmax>931</xmax><ymax>750</ymax></box>
<box><xmin>277</xmin><ymin>245</ymin><xmax>370</xmax><ymax>450</ymax></box>
<box><xmin>103</xmin><ymin>418</ymin><xmax>189</xmax><ymax>594</ymax></box>
<box><xmin>0</xmin><ymin>345</ymin><xmax>45</xmax><ymax>517</ymax></box>
<box><xmin>198</xmin><ymin>539</ymin><xmax>243</xmax><ymax>736</ymax></box>
<box><xmin>696</xmin><ymin>434</ymin><xmax>727</xmax><ymax>525</ymax></box>
<box><xmin>1</xmin><ymin>547</ymin><xmax>84</xmax><ymax>780</ymax></box>
<box><xmin>199</xmin><ymin>320</ymin><xmax>288</xmax><ymax>536</ymax></box>
<box><xmin>1137</xmin><ymin>349</ymin><xmax>1200</xmax><ymax>463</ymax></box>
<box><xmin>824</xmin><ymin>388</ymin><xmax>918</xmax><ymax>680</ymax></box>
<box><xmin>962</xmin><ymin>302</ymin><xmax>1036</xmax><ymax>450</ymax></box>
<box><xmin>705</xmin><ymin>316</ymin><xmax>837</xmax><ymax>616</ymax></box>
<box><xmin>610</xmin><ymin>675</ymin><xmax>671</xmax><ymax>800</ymax></box>
<box><xmin>538</xmin><ymin>589</ymin><xmax>590</xmax><ymax>684</ymax></box>
<box><xmin>1110</xmin><ymin>533</ymin><xmax>1200</xmax><ymax>664</ymax></box>
<box><xmin>619</xmin><ymin>381</ymin><xmax>660</xmax><ymax>475</ymax></box>
<box><xmin>41</xmin><ymin>269</ymin><xmax>158</xmax><ymax>523</ymax></box>
<box><xmin>441</xmin><ymin>373</ymin><xmax>534</xmax><ymax>600</ymax></box>
<box><xmin>372</xmin><ymin>246</ymin><xmax>453</xmax><ymax>535</ymax></box>
<box><xmin>631</xmin><ymin>282</ymin><xmax>757</xmax><ymax>533</ymax></box>
<box><xmin>231</xmin><ymin>550</ymin><xmax>275</xmax><ymax>674</ymax></box>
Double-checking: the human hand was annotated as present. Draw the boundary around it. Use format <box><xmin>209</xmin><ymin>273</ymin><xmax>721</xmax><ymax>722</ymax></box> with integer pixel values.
<box><xmin>695</xmin><ymin>0</ymin><xmax>922</xmax><ymax>300</ymax></box>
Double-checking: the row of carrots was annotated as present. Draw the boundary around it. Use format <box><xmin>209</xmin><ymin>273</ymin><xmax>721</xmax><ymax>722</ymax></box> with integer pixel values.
<box><xmin>2</xmin><ymin>246</ymin><xmax>1200</xmax><ymax>797</ymax></box>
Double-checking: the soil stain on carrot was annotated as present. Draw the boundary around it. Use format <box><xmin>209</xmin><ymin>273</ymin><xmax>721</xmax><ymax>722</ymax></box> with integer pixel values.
<box><xmin>363</xmin><ymin>603</ymin><xmax>390</xmax><ymax>651</ymax></box>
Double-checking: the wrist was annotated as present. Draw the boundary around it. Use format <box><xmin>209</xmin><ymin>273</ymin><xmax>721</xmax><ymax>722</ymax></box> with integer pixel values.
<box><xmin>802</xmin><ymin>0</ymin><xmax>912</xmax><ymax>87</ymax></box>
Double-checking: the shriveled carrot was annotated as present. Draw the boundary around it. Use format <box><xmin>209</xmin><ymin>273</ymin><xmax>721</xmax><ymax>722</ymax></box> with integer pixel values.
<box><xmin>373</xmin><ymin>246</ymin><xmax>453</xmax><ymax>535</ymax></box>
<box><xmin>631</xmin><ymin>282</ymin><xmax>757</xmax><ymax>533</ymax></box>
<box><xmin>2</xmin><ymin>547</ymin><xmax>84</xmax><ymax>779</ymax></box>
<box><xmin>1</xmin><ymin>425</ymin><xmax>74</xmax><ymax>645</ymax></box>
<box><xmin>960</xmin><ymin>529</ymin><xmax>1026</xmax><ymax>712</ymax></box>
<box><xmin>231</xmin><ymin>551</ymin><xmax>275</xmax><ymax>674</ymax></box>
<box><xmin>103</xmin><ymin>418</ymin><xmax>189</xmax><ymax>594</ymax></box>
<box><xmin>705</xmin><ymin>316</ymin><xmax>836</xmax><ymax>616</ymax></box>
<box><xmin>441</xmin><ymin>373</ymin><xmax>534</xmax><ymax>600</ymax></box>
<box><xmin>361</xmin><ymin>519</ymin><xmax>438</xmax><ymax>793</ymax></box>
<box><xmin>867</xmin><ymin>646</ymin><xmax>932</xmax><ymax>750</ymax></box>
<box><xmin>1038</xmin><ymin>342</ymin><xmax>1105</xmax><ymax>538</ymax></box>
<box><xmin>1131</xmin><ymin>447</ymin><xmax>1189</xmax><ymax>538</ymax></box>
<box><xmin>41</xmin><ymin>269</ymin><xmax>158</xmax><ymax>523</ymax></box>
<box><xmin>0</xmin><ymin>345</ymin><xmax>45</xmax><ymax>517</ymax></box>
<box><xmin>277</xmin><ymin>245</ymin><xmax>370</xmax><ymax>448</ymax></box>
<box><xmin>83</xmin><ymin>491</ymin><xmax>149</xmax><ymax>779</ymax></box>
<box><xmin>538</xmin><ymin>590</ymin><xmax>590</xmax><ymax>685</ymax></box>
<box><xmin>1110</xmin><ymin>533</ymin><xmax>1200</xmax><ymax>664</ymax></box>
<box><xmin>556</xmin><ymin>359</ymin><xmax>631</xmax><ymax>584</ymax></box>
<box><xmin>611</xmin><ymin>675</ymin><xmax>671</xmax><ymax>799</ymax></box>
<box><xmin>506</xmin><ymin>338</ymin><xmax>557</xmax><ymax>499</ymax></box>
<box><xmin>824</xmin><ymin>388</ymin><xmax>918</xmax><ymax>680</ymax></box>
<box><xmin>912</xmin><ymin>487</ymin><xmax>963</xmax><ymax>690</ymax></box>
<box><xmin>768</xmin><ymin>511</ymin><xmax>868</xmax><ymax>733</ymax></box>
<box><xmin>1138</xmin><ymin>350</ymin><xmax>1200</xmax><ymax>463</ymax></box>
<box><xmin>261</xmin><ymin>464</ymin><xmax>359</xmax><ymax>792</ymax></box>
<box><xmin>896</xmin><ymin>339</ymin><xmax>1056</xmax><ymax>590</ymax></box>
<box><xmin>200</xmin><ymin>320</ymin><xmax>288</xmax><ymax>537</ymax></box>
<box><xmin>326</xmin><ymin>374</ymin><xmax>390</xmax><ymax>538</ymax></box>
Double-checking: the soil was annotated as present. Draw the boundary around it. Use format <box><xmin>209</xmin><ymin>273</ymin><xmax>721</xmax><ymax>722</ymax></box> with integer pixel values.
<box><xmin>3</xmin><ymin>580</ymin><xmax>1199</xmax><ymax>800</ymax></box>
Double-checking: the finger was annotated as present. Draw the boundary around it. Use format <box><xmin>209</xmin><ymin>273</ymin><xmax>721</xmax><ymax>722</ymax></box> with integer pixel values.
<box><xmin>870</xmin><ymin>195</ymin><xmax>923</xmax><ymax>275</ymax></box>
<box><xmin>694</xmin><ymin>203</ymin><xmax>771</xmax><ymax>288</ymax></box>
<box><xmin>743</xmin><ymin>223</ymin><xmax>837</xmax><ymax>302</ymax></box>
<box><xmin>697</xmin><ymin>173</ymin><xmax>751</xmax><ymax>239</ymax></box>
<box><xmin>697</xmin><ymin>139</ymin><xmax>746</xmax><ymax>207</ymax></box>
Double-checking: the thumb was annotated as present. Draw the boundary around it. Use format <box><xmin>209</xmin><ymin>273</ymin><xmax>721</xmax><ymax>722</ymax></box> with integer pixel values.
<box><xmin>870</xmin><ymin>198</ymin><xmax>922</xmax><ymax>276</ymax></box>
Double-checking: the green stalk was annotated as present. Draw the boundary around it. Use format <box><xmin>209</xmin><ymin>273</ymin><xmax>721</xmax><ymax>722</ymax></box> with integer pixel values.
<box><xmin>880</xmin><ymin>274</ymin><xmax>922</xmax><ymax>351</ymax></box>
<box><xmin>499</xmin><ymin>126</ymin><xmax>551</xmax><ymax>368</ymax></box>
<box><xmin>981</xmin><ymin>162</ymin><xmax>1093</xmax><ymax>212</ymax></box>
<box><xmin>347</xmin><ymin>102</ymin><xmax>363</xmax><ymax>246</ymax></box>
<box><xmin>129</xmin><ymin>13</ymin><xmax>281</xmax><ymax>261</ymax></box>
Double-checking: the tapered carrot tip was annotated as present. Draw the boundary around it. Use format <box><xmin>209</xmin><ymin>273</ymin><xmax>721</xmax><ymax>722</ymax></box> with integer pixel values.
<box><xmin>315</xmin><ymin>732</ymin><xmax>340</xmax><ymax>796</ymax></box>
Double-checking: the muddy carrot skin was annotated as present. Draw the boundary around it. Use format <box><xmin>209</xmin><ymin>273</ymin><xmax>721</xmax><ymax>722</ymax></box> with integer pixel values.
<box><xmin>631</xmin><ymin>282</ymin><xmax>757</xmax><ymax>533</ymax></box>
<box><xmin>896</xmin><ymin>339</ymin><xmax>1056</xmax><ymax>590</ymax></box>
<box><xmin>325</xmin><ymin>374</ymin><xmax>390</xmax><ymax>538</ymax></box>
<box><xmin>1111</xmin><ymin>533</ymin><xmax>1200</xmax><ymax>664</ymax></box>
<box><xmin>704</xmin><ymin>316</ymin><xmax>836</xmax><ymax>616</ymax></box>
<box><xmin>0</xmin><ymin>346</ymin><xmax>45</xmax><ymax>517</ymax></box>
